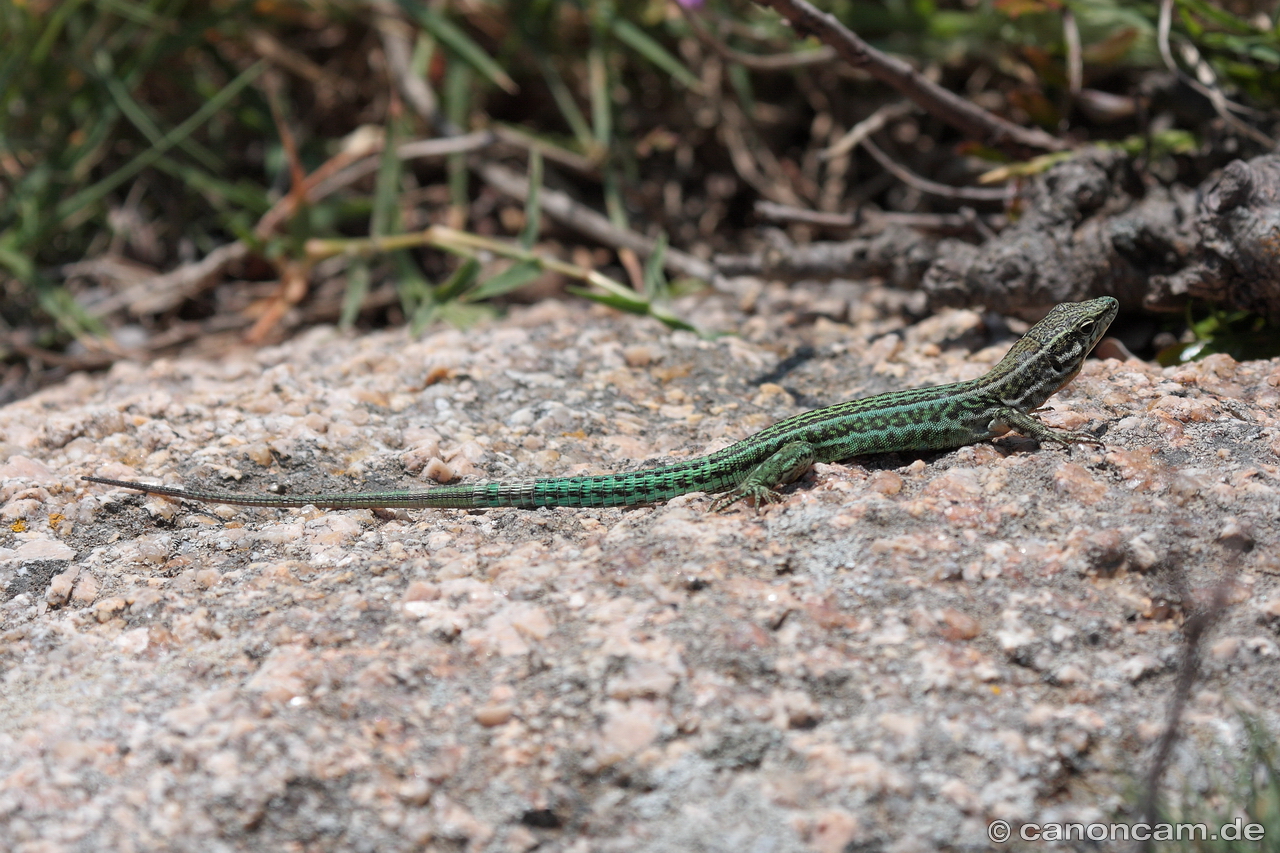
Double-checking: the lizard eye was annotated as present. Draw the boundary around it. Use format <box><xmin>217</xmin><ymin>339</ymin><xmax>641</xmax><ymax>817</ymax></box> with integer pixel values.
<box><xmin>1078</xmin><ymin>319</ymin><xmax>1095</xmax><ymax>335</ymax></box>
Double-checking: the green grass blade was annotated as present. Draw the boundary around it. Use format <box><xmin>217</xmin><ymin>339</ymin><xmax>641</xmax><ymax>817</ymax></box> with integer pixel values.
<box><xmin>340</xmin><ymin>257</ymin><xmax>371</xmax><ymax>330</ymax></box>
<box><xmin>642</xmin><ymin>231</ymin><xmax>668</xmax><ymax>300</ymax></box>
<box><xmin>150</xmin><ymin>155</ymin><xmax>271</xmax><ymax>215</ymax></box>
<box><xmin>609</xmin><ymin>19</ymin><xmax>701</xmax><ymax>91</ymax></box>
<box><xmin>393</xmin><ymin>251</ymin><xmax>436</xmax><ymax>334</ymax></box>
<box><xmin>0</xmin><ymin>242</ymin><xmax>36</xmax><ymax>281</ymax></box>
<box><xmin>727</xmin><ymin>61</ymin><xmax>756</xmax><ymax>121</ymax></box>
<box><xmin>645</xmin><ymin>303</ymin><xmax>698</xmax><ymax>333</ymax></box>
<box><xmin>410</xmin><ymin>300</ymin><xmax>439</xmax><ymax>334</ymax></box>
<box><xmin>519</xmin><ymin>150</ymin><xmax>543</xmax><ymax>250</ymax></box>
<box><xmin>534</xmin><ymin>53</ymin><xmax>595</xmax><ymax>151</ymax></box>
<box><xmin>444</xmin><ymin>58</ymin><xmax>473</xmax><ymax>209</ymax></box>
<box><xmin>434</xmin><ymin>257</ymin><xmax>482</xmax><ymax>302</ymax></box>
<box><xmin>588</xmin><ymin>39</ymin><xmax>611</xmax><ymax>149</ymax></box>
<box><xmin>467</xmin><ymin>259</ymin><xmax>542</xmax><ymax>301</ymax></box>
<box><xmin>0</xmin><ymin>2</ymin><xmax>64</xmax><ymax>105</ymax></box>
<box><xmin>602</xmin><ymin>165</ymin><xmax>627</xmax><ymax>230</ymax></box>
<box><xmin>30</xmin><ymin>0</ymin><xmax>85</xmax><ymax>68</ymax></box>
<box><xmin>53</xmin><ymin>59</ymin><xmax>266</xmax><ymax>225</ymax></box>
<box><xmin>95</xmin><ymin>0</ymin><xmax>168</xmax><ymax>27</ymax></box>
<box><xmin>96</xmin><ymin>49</ymin><xmax>223</xmax><ymax>172</ymax></box>
<box><xmin>372</xmin><ymin>117</ymin><xmax>404</xmax><ymax>239</ymax></box>
<box><xmin>436</xmin><ymin>301</ymin><xmax>494</xmax><ymax>329</ymax></box>
<box><xmin>566</xmin><ymin>283</ymin><xmax>697</xmax><ymax>333</ymax></box>
<box><xmin>36</xmin><ymin>278</ymin><xmax>103</xmax><ymax>337</ymax></box>
<box><xmin>396</xmin><ymin>0</ymin><xmax>517</xmax><ymax>94</ymax></box>
<box><xmin>566</xmin><ymin>284</ymin><xmax>649</xmax><ymax>314</ymax></box>
<box><xmin>1177</xmin><ymin>0</ymin><xmax>1258</xmax><ymax>35</ymax></box>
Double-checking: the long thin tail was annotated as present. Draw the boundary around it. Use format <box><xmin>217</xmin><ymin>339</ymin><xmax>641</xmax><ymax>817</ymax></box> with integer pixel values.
<box><xmin>83</xmin><ymin>476</ymin><xmax>479</xmax><ymax>509</ymax></box>
<box><xmin>82</xmin><ymin>462</ymin><xmax>737</xmax><ymax>509</ymax></box>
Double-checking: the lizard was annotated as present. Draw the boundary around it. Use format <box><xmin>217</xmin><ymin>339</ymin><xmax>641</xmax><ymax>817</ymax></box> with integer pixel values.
<box><xmin>84</xmin><ymin>296</ymin><xmax>1118</xmax><ymax>513</ymax></box>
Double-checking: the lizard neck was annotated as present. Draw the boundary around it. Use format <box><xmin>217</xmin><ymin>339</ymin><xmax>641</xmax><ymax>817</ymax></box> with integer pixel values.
<box><xmin>978</xmin><ymin>343</ymin><xmax>1079</xmax><ymax>412</ymax></box>
<box><xmin>974</xmin><ymin>296</ymin><xmax>1118</xmax><ymax>413</ymax></box>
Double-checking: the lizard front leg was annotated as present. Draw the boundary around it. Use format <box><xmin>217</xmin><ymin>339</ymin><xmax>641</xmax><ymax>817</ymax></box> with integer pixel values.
<box><xmin>996</xmin><ymin>409</ymin><xmax>1104</xmax><ymax>447</ymax></box>
<box><xmin>709</xmin><ymin>441</ymin><xmax>817</xmax><ymax>512</ymax></box>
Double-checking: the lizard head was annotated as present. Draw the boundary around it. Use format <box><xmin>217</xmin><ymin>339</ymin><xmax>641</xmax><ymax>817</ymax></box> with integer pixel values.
<box><xmin>991</xmin><ymin>296</ymin><xmax>1119</xmax><ymax>409</ymax></box>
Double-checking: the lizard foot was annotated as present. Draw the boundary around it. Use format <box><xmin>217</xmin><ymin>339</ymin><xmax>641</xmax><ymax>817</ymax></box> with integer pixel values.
<box><xmin>709</xmin><ymin>484</ymin><xmax>784</xmax><ymax>513</ymax></box>
<box><xmin>1045</xmin><ymin>428</ymin><xmax>1107</xmax><ymax>448</ymax></box>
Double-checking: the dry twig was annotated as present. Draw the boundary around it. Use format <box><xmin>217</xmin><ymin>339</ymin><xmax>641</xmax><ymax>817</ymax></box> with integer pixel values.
<box><xmin>756</xmin><ymin>0</ymin><xmax>1067</xmax><ymax>154</ymax></box>
<box><xmin>682</xmin><ymin>5</ymin><xmax>836</xmax><ymax>71</ymax></box>
<box><xmin>754</xmin><ymin>200</ymin><xmax>1004</xmax><ymax>234</ymax></box>
<box><xmin>860</xmin><ymin>138</ymin><xmax>1011</xmax><ymax>202</ymax></box>
<box><xmin>106</xmin><ymin>241</ymin><xmax>252</xmax><ymax>317</ymax></box>
<box><xmin>1156</xmin><ymin>0</ymin><xmax>1274</xmax><ymax>147</ymax></box>
<box><xmin>309</xmin><ymin>132</ymin><xmax>495</xmax><ymax>200</ymax></box>
<box><xmin>376</xmin><ymin>11</ymin><xmax>438</xmax><ymax>126</ymax></box>
<box><xmin>1063</xmin><ymin>9</ymin><xmax>1082</xmax><ymax>100</ymax></box>
<box><xmin>718</xmin><ymin>99</ymin><xmax>808</xmax><ymax>207</ymax></box>
<box><xmin>822</xmin><ymin>101</ymin><xmax>914</xmax><ymax>160</ymax></box>
<box><xmin>475</xmin><ymin>162</ymin><xmax>717</xmax><ymax>282</ymax></box>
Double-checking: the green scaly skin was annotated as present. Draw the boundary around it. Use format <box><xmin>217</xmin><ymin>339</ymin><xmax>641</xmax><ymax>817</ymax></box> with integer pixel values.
<box><xmin>83</xmin><ymin>297</ymin><xmax>1118</xmax><ymax>513</ymax></box>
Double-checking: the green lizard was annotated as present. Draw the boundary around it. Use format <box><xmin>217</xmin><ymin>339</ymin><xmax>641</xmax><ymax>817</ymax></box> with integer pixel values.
<box><xmin>84</xmin><ymin>296</ymin><xmax>1118</xmax><ymax>512</ymax></box>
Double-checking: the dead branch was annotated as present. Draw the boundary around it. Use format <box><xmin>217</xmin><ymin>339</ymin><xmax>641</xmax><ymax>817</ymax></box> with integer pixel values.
<box><xmin>753</xmin><ymin>200</ymin><xmax>1005</xmax><ymax>234</ymax></box>
<box><xmin>755</xmin><ymin>0</ymin><xmax>1067</xmax><ymax>154</ymax></box>
<box><xmin>1147</xmin><ymin>152</ymin><xmax>1280</xmax><ymax>323</ymax></box>
<box><xmin>715</xmin><ymin>225</ymin><xmax>936</xmax><ymax>287</ymax></box>
<box><xmin>922</xmin><ymin>148</ymin><xmax>1196</xmax><ymax>317</ymax></box>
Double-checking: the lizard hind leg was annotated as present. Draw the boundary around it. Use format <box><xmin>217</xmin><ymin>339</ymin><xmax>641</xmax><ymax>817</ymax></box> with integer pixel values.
<box><xmin>709</xmin><ymin>440</ymin><xmax>817</xmax><ymax>512</ymax></box>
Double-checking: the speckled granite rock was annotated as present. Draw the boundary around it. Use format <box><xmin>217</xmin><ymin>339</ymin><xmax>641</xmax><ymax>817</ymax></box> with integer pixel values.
<box><xmin>2</xmin><ymin>288</ymin><xmax>1278</xmax><ymax>852</ymax></box>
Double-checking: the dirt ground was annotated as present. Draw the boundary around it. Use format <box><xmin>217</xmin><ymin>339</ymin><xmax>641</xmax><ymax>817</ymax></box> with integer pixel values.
<box><xmin>2</xmin><ymin>281</ymin><xmax>1279</xmax><ymax>852</ymax></box>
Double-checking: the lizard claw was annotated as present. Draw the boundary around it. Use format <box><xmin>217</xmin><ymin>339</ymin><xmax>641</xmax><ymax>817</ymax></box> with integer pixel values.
<box><xmin>1051</xmin><ymin>428</ymin><xmax>1106</xmax><ymax>448</ymax></box>
<box><xmin>708</xmin><ymin>484</ymin><xmax>783</xmax><ymax>513</ymax></box>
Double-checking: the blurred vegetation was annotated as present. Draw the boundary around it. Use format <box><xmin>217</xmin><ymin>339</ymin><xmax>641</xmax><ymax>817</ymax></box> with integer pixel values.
<box><xmin>1157</xmin><ymin>713</ymin><xmax>1280</xmax><ymax>853</ymax></box>
<box><xmin>1</xmin><ymin>0</ymin><xmax>1279</xmax><ymax>395</ymax></box>
<box><xmin>1157</xmin><ymin>302</ymin><xmax>1279</xmax><ymax>365</ymax></box>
